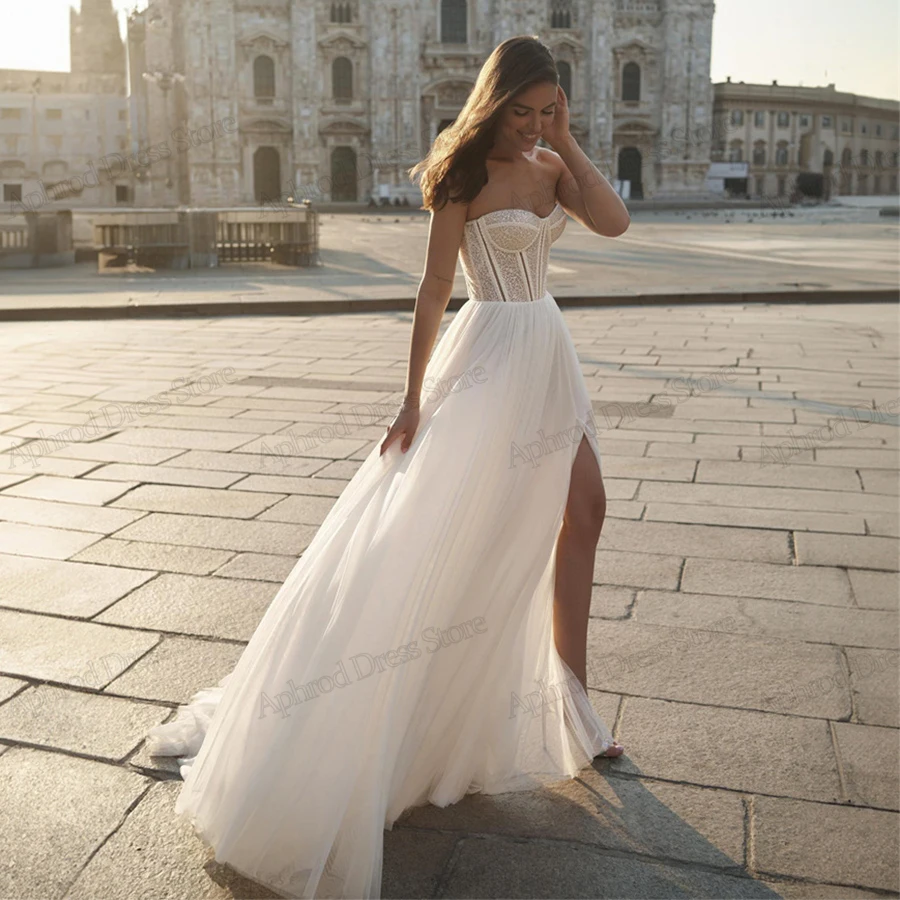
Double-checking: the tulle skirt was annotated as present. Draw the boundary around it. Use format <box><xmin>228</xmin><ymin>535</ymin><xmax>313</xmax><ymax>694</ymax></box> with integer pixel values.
<box><xmin>146</xmin><ymin>290</ymin><xmax>615</xmax><ymax>899</ymax></box>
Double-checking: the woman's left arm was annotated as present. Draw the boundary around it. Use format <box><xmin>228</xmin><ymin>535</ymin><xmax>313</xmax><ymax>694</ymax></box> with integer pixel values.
<box><xmin>544</xmin><ymin>86</ymin><xmax>631</xmax><ymax>238</ymax></box>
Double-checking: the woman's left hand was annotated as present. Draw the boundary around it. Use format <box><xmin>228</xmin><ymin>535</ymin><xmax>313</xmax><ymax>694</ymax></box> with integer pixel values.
<box><xmin>543</xmin><ymin>84</ymin><xmax>572</xmax><ymax>152</ymax></box>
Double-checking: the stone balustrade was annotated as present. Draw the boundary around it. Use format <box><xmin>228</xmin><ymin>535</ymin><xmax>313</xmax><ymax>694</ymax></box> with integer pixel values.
<box><xmin>90</xmin><ymin>205</ymin><xmax>319</xmax><ymax>271</ymax></box>
<box><xmin>0</xmin><ymin>211</ymin><xmax>74</xmax><ymax>269</ymax></box>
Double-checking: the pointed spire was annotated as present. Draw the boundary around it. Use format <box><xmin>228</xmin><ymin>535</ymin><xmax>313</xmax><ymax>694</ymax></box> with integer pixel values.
<box><xmin>70</xmin><ymin>0</ymin><xmax>125</xmax><ymax>80</ymax></box>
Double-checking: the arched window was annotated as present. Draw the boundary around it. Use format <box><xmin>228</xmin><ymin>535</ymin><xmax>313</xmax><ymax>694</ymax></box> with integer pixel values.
<box><xmin>860</xmin><ymin>149</ymin><xmax>869</xmax><ymax>166</ymax></box>
<box><xmin>841</xmin><ymin>147</ymin><xmax>852</xmax><ymax>167</ymax></box>
<box><xmin>330</xmin><ymin>2</ymin><xmax>352</xmax><ymax>23</ymax></box>
<box><xmin>752</xmin><ymin>142</ymin><xmax>766</xmax><ymax>166</ymax></box>
<box><xmin>550</xmin><ymin>0</ymin><xmax>572</xmax><ymax>28</ymax></box>
<box><xmin>728</xmin><ymin>140</ymin><xmax>743</xmax><ymax>162</ymax></box>
<box><xmin>622</xmin><ymin>62</ymin><xmax>640</xmax><ymax>102</ymax></box>
<box><xmin>823</xmin><ymin>148</ymin><xmax>834</xmax><ymax>167</ymax></box>
<box><xmin>254</xmin><ymin>56</ymin><xmax>275</xmax><ymax>99</ymax></box>
<box><xmin>333</xmin><ymin>57</ymin><xmax>353</xmax><ymax>102</ymax></box>
<box><xmin>441</xmin><ymin>0</ymin><xmax>467</xmax><ymax>44</ymax></box>
<box><xmin>557</xmin><ymin>61</ymin><xmax>572</xmax><ymax>100</ymax></box>
<box><xmin>874</xmin><ymin>150</ymin><xmax>883</xmax><ymax>170</ymax></box>
<box><xmin>775</xmin><ymin>143</ymin><xmax>788</xmax><ymax>166</ymax></box>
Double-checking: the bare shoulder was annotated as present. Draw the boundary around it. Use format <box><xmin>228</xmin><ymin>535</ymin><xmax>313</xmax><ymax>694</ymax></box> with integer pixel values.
<box><xmin>534</xmin><ymin>148</ymin><xmax>569</xmax><ymax>202</ymax></box>
<box><xmin>425</xmin><ymin>196</ymin><xmax>468</xmax><ymax>259</ymax></box>
<box><xmin>536</xmin><ymin>146</ymin><xmax>563</xmax><ymax>165</ymax></box>
<box><xmin>536</xmin><ymin>147</ymin><xmax>566</xmax><ymax>177</ymax></box>
<box><xmin>430</xmin><ymin>195</ymin><xmax>469</xmax><ymax>227</ymax></box>
<box><xmin>418</xmin><ymin>197</ymin><xmax>467</xmax><ymax>296</ymax></box>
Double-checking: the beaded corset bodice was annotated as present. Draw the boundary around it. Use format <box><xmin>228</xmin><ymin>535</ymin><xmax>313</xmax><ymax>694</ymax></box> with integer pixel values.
<box><xmin>459</xmin><ymin>201</ymin><xmax>567</xmax><ymax>302</ymax></box>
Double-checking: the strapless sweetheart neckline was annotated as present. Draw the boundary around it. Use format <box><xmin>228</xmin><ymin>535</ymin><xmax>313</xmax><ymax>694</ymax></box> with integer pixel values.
<box><xmin>459</xmin><ymin>198</ymin><xmax>566</xmax><ymax>302</ymax></box>
<box><xmin>465</xmin><ymin>200</ymin><xmax>562</xmax><ymax>226</ymax></box>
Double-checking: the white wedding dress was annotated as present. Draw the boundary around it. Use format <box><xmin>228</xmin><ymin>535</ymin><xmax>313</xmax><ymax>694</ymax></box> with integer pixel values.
<box><xmin>146</xmin><ymin>199</ymin><xmax>616</xmax><ymax>899</ymax></box>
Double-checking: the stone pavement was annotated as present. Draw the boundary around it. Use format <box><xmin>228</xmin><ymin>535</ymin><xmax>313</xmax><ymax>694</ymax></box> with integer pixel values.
<box><xmin>0</xmin><ymin>203</ymin><xmax>897</xmax><ymax>318</ymax></box>
<box><xmin>0</xmin><ymin>299</ymin><xmax>897</xmax><ymax>899</ymax></box>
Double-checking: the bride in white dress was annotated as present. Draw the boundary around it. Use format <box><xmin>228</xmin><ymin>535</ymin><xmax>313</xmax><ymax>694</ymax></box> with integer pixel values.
<box><xmin>147</xmin><ymin>35</ymin><xmax>631</xmax><ymax>899</ymax></box>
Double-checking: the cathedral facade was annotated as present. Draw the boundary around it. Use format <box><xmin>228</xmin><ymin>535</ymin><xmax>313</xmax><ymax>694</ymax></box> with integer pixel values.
<box><xmin>127</xmin><ymin>0</ymin><xmax>717</xmax><ymax>207</ymax></box>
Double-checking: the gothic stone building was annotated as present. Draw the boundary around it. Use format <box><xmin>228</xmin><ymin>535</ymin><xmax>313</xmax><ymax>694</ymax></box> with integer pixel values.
<box><xmin>127</xmin><ymin>0</ymin><xmax>716</xmax><ymax>207</ymax></box>
<box><xmin>0</xmin><ymin>0</ymin><xmax>129</xmax><ymax>213</ymax></box>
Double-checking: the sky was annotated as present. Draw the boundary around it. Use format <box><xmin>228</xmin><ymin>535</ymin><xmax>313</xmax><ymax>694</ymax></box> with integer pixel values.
<box><xmin>0</xmin><ymin>0</ymin><xmax>897</xmax><ymax>101</ymax></box>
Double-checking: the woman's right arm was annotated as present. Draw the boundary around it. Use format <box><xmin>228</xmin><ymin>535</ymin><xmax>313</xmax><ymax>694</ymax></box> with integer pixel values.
<box><xmin>380</xmin><ymin>197</ymin><xmax>468</xmax><ymax>456</ymax></box>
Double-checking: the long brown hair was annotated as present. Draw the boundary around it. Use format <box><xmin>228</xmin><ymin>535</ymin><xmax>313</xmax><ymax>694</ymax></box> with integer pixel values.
<box><xmin>409</xmin><ymin>35</ymin><xmax>558</xmax><ymax>211</ymax></box>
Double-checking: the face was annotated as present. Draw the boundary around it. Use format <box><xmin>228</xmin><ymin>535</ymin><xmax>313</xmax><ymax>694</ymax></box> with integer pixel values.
<box><xmin>496</xmin><ymin>81</ymin><xmax>558</xmax><ymax>152</ymax></box>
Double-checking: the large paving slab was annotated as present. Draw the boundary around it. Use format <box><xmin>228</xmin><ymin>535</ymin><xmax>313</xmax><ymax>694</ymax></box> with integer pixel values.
<box><xmin>0</xmin><ymin>685</ymin><xmax>168</xmax><ymax>761</ymax></box>
<box><xmin>845</xmin><ymin>647</ymin><xmax>900</xmax><ymax>727</ymax></box>
<box><xmin>95</xmin><ymin>573</ymin><xmax>278</xmax><ymax>642</ymax></box>
<box><xmin>0</xmin><ymin>520</ymin><xmax>104</xmax><ymax>559</ymax></box>
<box><xmin>0</xmin><ymin>300</ymin><xmax>896</xmax><ymax>899</ymax></box>
<box><xmin>0</xmin><ymin>747</ymin><xmax>150</xmax><ymax>900</ymax></box>
<box><xmin>587</xmin><ymin>619</ymin><xmax>851</xmax><ymax>718</ymax></box>
<box><xmin>848</xmin><ymin>569</ymin><xmax>900</xmax><ymax>609</ymax></box>
<box><xmin>680</xmin><ymin>558</ymin><xmax>854</xmax><ymax>606</ymax></box>
<box><xmin>105</xmin><ymin>635</ymin><xmax>247</xmax><ymax>706</ymax></box>
<box><xmin>615</xmin><ymin>697</ymin><xmax>844</xmax><ymax>803</ymax></box>
<box><xmin>794</xmin><ymin>532</ymin><xmax>900</xmax><ymax>571</ymax></box>
<box><xmin>633</xmin><ymin>588</ymin><xmax>899</xmax><ymax>649</ymax></box>
<box><xmin>62</xmin><ymin>780</ymin><xmax>282</xmax><ymax>900</ymax></box>
<box><xmin>71</xmin><ymin>537</ymin><xmax>236</xmax><ymax>575</ymax></box>
<box><xmin>434</xmin><ymin>833</ymin><xmax>778</xmax><ymax>899</ymax></box>
<box><xmin>0</xmin><ymin>608</ymin><xmax>159</xmax><ymax>685</ymax></box>
<box><xmin>109</xmin><ymin>511</ymin><xmax>318</xmax><ymax>555</ymax></box>
<box><xmin>753</xmin><ymin>796</ymin><xmax>899</xmax><ymax>893</ymax></box>
<box><xmin>832</xmin><ymin>721</ymin><xmax>900</xmax><ymax>811</ymax></box>
<box><xmin>109</xmin><ymin>483</ymin><xmax>286</xmax><ymax>518</ymax></box>
<box><xmin>399</xmin><ymin>768</ymin><xmax>747</xmax><ymax>870</ymax></box>
<box><xmin>0</xmin><ymin>492</ymin><xmax>146</xmax><ymax>533</ymax></box>
<box><xmin>0</xmin><ymin>554</ymin><xmax>156</xmax><ymax>617</ymax></box>
<box><xmin>599</xmin><ymin>518</ymin><xmax>790</xmax><ymax>563</ymax></box>
<box><xmin>2</xmin><ymin>474</ymin><xmax>136</xmax><ymax>505</ymax></box>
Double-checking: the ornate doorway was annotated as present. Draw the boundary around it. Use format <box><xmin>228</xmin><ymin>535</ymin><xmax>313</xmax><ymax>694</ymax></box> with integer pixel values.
<box><xmin>617</xmin><ymin>147</ymin><xmax>643</xmax><ymax>199</ymax></box>
<box><xmin>331</xmin><ymin>146</ymin><xmax>358</xmax><ymax>201</ymax></box>
<box><xmin>254</xmin><ymin>146</ymin><xmax>281</xmax><ymax>204</ymax></box>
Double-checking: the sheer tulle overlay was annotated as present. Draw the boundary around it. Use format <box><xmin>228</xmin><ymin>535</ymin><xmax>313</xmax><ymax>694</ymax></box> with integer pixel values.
<box><xmin>146</xmin><ymin>203</ymin><xmax>616</xmax><ymax>899</ymax></box>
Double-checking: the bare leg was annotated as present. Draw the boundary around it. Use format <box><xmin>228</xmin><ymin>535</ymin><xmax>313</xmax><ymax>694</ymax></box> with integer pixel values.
<box><xmin>553</xmin><ymin>434</ymin><xmax>605</xmax><ymax>692</ymax></box>
<box><xmin>553</xmin><ymin>433</ymin><xmax>623</xmax><ymax>757</ymax></box>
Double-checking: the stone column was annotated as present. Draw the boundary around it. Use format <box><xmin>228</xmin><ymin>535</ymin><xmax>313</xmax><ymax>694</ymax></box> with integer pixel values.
<box><xmin>657</xmin><ymin>0</ymin><xmax>715</xmax><ymax>198</ymax></box>
<box><xmin>588</xmin><ymin>0</ymin><xmax>615</xmax><ymax>168</ymax></box>
<box><xmin>290</xmin><ymin>0</ymin><xmax>319</xmax><ymax>200</ymax></box>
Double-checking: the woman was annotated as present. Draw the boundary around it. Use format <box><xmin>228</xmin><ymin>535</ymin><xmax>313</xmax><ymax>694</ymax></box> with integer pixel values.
<box><xmin>147</xmin><ymin>34</ymin><xmax>630</xmax><ymax>900</ymax></box>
